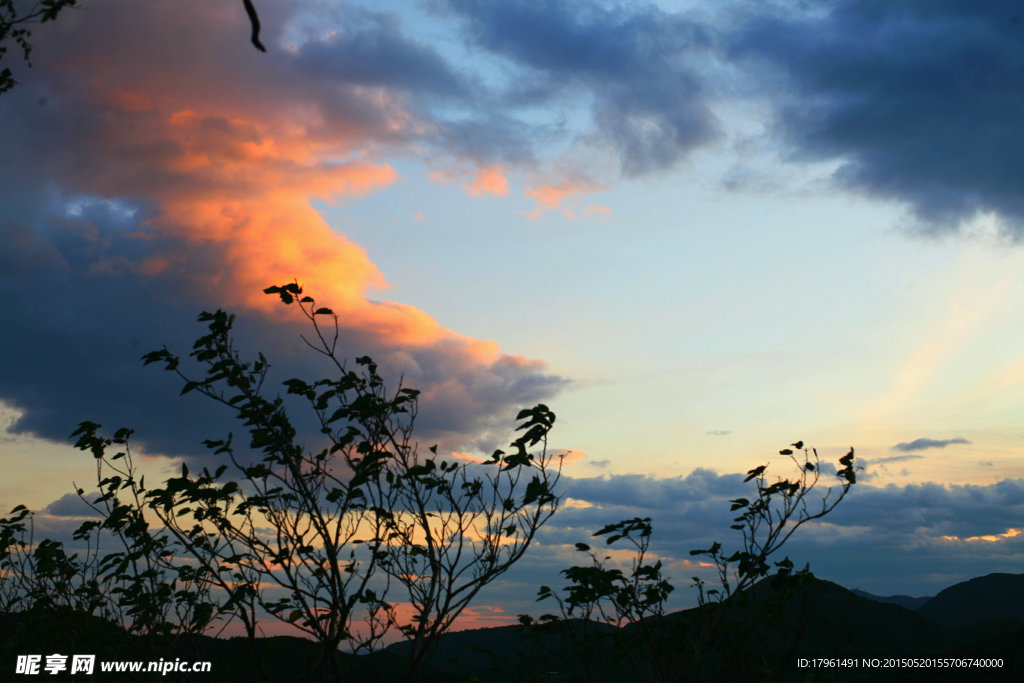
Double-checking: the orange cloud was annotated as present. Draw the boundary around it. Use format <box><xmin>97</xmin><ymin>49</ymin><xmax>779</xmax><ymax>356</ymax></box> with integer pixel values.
<box><xmin>463</xmin><ymin>164</ymin><xmax>509</xmax><ymax>197</ymax></box>
<box><xmin>523</xmin><ymin>176</ymin><xmax>605</xmax><ymax>219</ymax></box>
<box><xmin>349</xmin><ymin>602</ymin><xmax>515</xmax><ymax>646</ymax></box>
<box><xmin>66</xmin><ymin>75</ymin><xmax>513</xmax><ymax>358</ymax></box>
<box><xmin>5</xmin><ymin>0</ymin><xmax>565</xmax><ymax>460</ymax></box>
<box><xmin>447</xmin><ymin>604</ymin><xmax>516</xmax><ymax>631</ymax></box>
<box><xmin>553</xmin><ymin>449</ymin><xmax>586</xmax><ymax>466</ymax></box>
<box><xmin>942</xmin><ymin>527</ymin><xmax>1021</xmax><ymax>543</ymax></box>
<box><xmin>453</xmin><ymin>448</ymin><xmax>581</xmax><ymax>467</ymax></box>
<box><xmin>430</xmin><ymin>164</ymin><xmax>510</xmax><ymax>198</ymax></box>
<box><xmin>452</xmin><ymin>451</ymin><xmax>487</xmax><ymax>464</ymax></box>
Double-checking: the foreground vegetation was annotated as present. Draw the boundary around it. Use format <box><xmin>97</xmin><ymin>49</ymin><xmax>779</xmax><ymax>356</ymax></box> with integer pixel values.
<box><xmin>3</xmin><ymin>572</ymin><xmax>1021</xmax><ymax>681</ymax></box>
<box><xmin>1</xmin><ymin>284</ymin><xmax>880</xmax><ymax>681</ymax></box>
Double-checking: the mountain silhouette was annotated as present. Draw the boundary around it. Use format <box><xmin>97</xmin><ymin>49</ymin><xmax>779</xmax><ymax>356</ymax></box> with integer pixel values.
<box><xmin>2</xmin><ymin>573</ymin><xmax>1021</xmax><ymax>680</ymax></box>
<box><xmin>916</xmin><ymin>572</ymin><xmax>1024</xmax><ymax>628</ymax></box>
<box><xmin>403</xmin><ymin>573</ymin><xmax>1023</xmax><ymax>680</ymax></box>
<box><xmin>850</xmin><ymin>588</ymin><xmax>931</xmax><ymax>610</ymax></box>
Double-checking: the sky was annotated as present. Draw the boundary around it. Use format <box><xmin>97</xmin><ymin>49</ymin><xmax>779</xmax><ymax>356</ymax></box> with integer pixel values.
<box><xmin>2</xmin><ymin>0</ymin><xmax>1024</xmax><ymax>632</ymax></box>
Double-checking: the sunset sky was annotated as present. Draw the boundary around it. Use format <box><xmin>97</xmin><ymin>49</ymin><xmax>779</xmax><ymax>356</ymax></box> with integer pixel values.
<box><xmin>2</xmin><ymin>0</ymin><xmax>1023</xmax><ymax>630</ymax></box>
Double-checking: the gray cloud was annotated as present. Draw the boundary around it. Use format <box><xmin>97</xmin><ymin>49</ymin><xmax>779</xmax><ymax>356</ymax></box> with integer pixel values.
<box><xmin>442</xmin><ymin>0</ymin><xmax>719</xmax><ymax>176</ymax></box>
<box><xmin>540</xmin><ymin>466</ymin><xmax>1024</xmax><ymax>600</ymax></box>
<box><xmin>730</xmin><ymin>0</ymin><xmax>1024</xmax><ymax>235</ymax></box>
<box><xmin>44</xmin><ymin>493</ymin><xmax>103</xmax><ymax>518</ymax></box>
<box><xmin>869</xmin><ymin>455</ymin><xmax>924</xmax><ymax>465</ymax></box>
<box><xmin>855</xmin><ymin>453</ymin><xmax>923</xmax><ymax>482</ymax></box>
<box><xmin>892</xmin><ymin>437</ymin><xmax>970</xmax><ymax>452</ymax></box>
<box><xmin>293</xmin><ymin>9</ymin><xmax>468</xmax><ymax>97</ymax></box>
<box><xmin>15</xmin><ymin>0</ymin><xmax>1021</xmax><ymax>238</ymax></box>
<box><xmin>25</xmin><ymin>455</ymin><xmax>1024</xmax><ymax>612</ymax></box>
<box><xmin>0</xmin><ymin>220</ymin><xmax>566</xmax><ymax>459</ymax></box>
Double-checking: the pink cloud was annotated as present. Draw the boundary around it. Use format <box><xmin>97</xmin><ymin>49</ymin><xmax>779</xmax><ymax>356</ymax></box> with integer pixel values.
<box><xmin>463</xmin><ymin>164</ymin><xmax>510</xmax><ymax>197</ymax></box>
<box><xmin>523</xmin><ymin>176</ymin><xmax>605</xmax><ymax>220</ymax></box>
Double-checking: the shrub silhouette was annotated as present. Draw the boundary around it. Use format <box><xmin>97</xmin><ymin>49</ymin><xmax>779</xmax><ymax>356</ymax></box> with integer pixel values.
<box><xmin>1</xmin><ymin>284</ymin><xmax>865</xmax><ymax>681</ymax></box>
<box><xmin>3</xmin><ymin>283</ymin><xmax>562</xmax><ymax>682</ymax></box>
<box><xmin>534</xmin><ymin>442</ymin><xmax>857</xmax><ymax>682</ymax></box>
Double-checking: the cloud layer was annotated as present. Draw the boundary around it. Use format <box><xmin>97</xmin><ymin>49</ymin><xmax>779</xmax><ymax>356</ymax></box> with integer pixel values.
<box><xmin>444</xmin><ymin>0</ymin><xmax>717</xmax><ymax>176</ymax></box>
<box><xmin>539</xmin><ymin>464</ymin><xmax>1024</xmax><ymax>600</ymax></box>
<box><xmin>31</xmin><ymin>459</ymin><xmax>1023</xmax><ymax>611</ymax></box>
<box><xmin>892</xmin><ymin>437</ymin><xmax>971</xmax><ymax>452</ymax></box>
<box><xmin>732</xmin><ymin>0</ymin><xmax>1024</xmax><ymax>235</ymax></box>
<box><xmin>0</xmin><ymin>0</ymin><xmax>567</xmax><ymax>458</ymax></box>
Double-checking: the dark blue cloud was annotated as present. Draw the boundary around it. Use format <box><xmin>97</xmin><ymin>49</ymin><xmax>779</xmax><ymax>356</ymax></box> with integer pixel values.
<box><xmin>293</xmin><ymin>8</ymin><xmax>468</xmax><ymax>96</ymax></box>
<box><xmin>564</xmin><ymin>468</ymin><xmax>745</xmax><ymax>511</ymax></box>
<box><xmin>543</xmin><ymin>466</ymin><xmax>1024</xmax><ymax>599</ymax></box>
<box><xmin>0</xmin><ymin>211</ymin><xmax>565</xmax><ymax>459</ymax></box>
<box><xmin>44</xmin><ymin>493</ymin><xmax>102</xmax><ymax>518</ymax></box>
<box><xmin>28</xmin><ymin>448</ymin><xmax>1024</xmax><ymax>609</ymax></box>
<box><xmin>441</xmin><ymin>0</ymin><xmax>718</xmax><ymax>175</ymax></box>
<box><xmin>730</xmin><ymin>0</ymin><xmax>1024</xmax><ymax>234</ymax></box>
<box><xmin>892</xmin><ymin>437</ymin><xmax>970</xmax><ymax>452</ymax></box>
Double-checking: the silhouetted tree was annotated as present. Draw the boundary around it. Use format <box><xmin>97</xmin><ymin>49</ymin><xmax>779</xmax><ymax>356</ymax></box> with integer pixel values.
<box><xmin>690</xmin><ymin>442</ymin><xmax>856</xmax><ymax>604</ymax></box>
<box><xmin>535</xmin><ymin>442</ymin><xmax>857</xmax><ymax>682</ymax></box>
<box><xmin>1</xmin><ymin>442</ymin><xmax>218</xmax><ymax>639</ymax></box>
<box><xmin>56</xmin><ymin>282</ymin><xmax>561</xmax><ymax>681</ymax></box>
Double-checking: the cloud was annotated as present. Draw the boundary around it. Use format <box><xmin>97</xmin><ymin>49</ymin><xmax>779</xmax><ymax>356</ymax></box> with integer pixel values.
<box><xmin>462</xmin><ymin>165</ymin><xmax>510</xmax><ymax>197</ymax></box>
<box><xmin>553</xmin><ymin>449</ymin><xmax>586</xmax><ymax>466</ymax></box>
<box><xmin>943</xmin><ymin>528</ymin><xmax>1021</xmax><ymax>544</ymax></box>
<box><xmin>0</xmin><ymin>0</ymin><xmax>566</xmax><ymax>458</ymax></box>
<box><xmin>731</xmin><ymin>1</ymin><xmax>1024</xmax><ymax>235</ymax></box>
<box><xmin>18</xmin><ymin>0</ymin><xmax>1020</xmax><ymax>245</ymax></box>
<box><xmin>892</xmin><ymin>437</ymin><xmax>970</xmax><ymax>452</ymax></box>
<box><xmin>537</xmin><ymin>465</ymin><xmax>1024</xmax><ymax>600</ymax></box>
<box><xmin>290</xmin><ymin>7</ymin><xmax>469</xmax><ymax>98</ymax></box>
<box><xmin>524</xmin><ymin>176</ymin><xmax>605</xmax><ymax>220</ymax></box>
<box><xmin>44</xmin><ymin>493</ymin><xmax>102</xmax><ymax>518</ymax></box>
<box><xmin>443</xmin><ymin>0</ymin><xmax>719</xmax><ymax>176</ymax></box>
<box><xmin>23</xmin><ymin>455</ymin><xmax>1024</xmax><ymax>614</ymax></box>
<box><xmin>864</xmin><ymin>454</ymin><xmax>923</xmax><ymax>466</ymax></box>
<box><xmin>563</xmin><ymin>469</ymin><xmax>745</xmax><ymax>513</ymax></box>
<box><xmin>856</xmin><ymin>454</ymin><xmax>923</xmax><ymax>482</ymax></box>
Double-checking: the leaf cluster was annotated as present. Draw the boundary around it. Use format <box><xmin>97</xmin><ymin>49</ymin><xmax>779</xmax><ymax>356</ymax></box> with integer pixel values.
<box><xmin>690</xmin><ymin>442</ymin><xmax>856</xmax><ymax>604</ymax></box>
<box><xmin>1</xmin><ymin>425</ymin><xmax>218</xmax><ymax>638</ymax></box>
<box><xmin>0</xmin><ymin>0</ymin><xmax>77</xmax><ymax>94</ymax></box>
